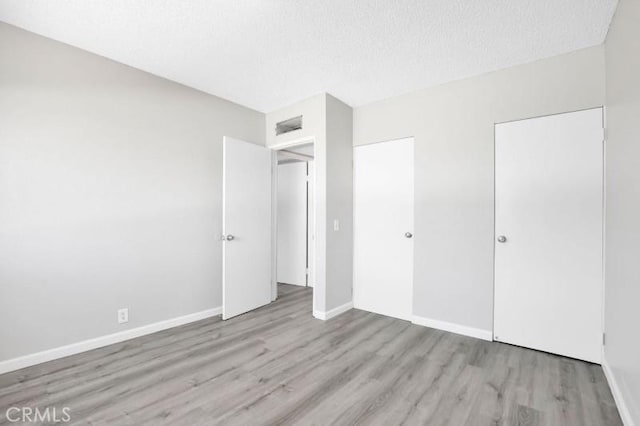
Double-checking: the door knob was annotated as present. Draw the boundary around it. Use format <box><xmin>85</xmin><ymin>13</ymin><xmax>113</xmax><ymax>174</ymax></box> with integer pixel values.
<box><xmin>497</xmin><ymin>235</ymin><xmax>507</xmax><ymax>243</ymax></box>
<box><xmin>405</xmin><ymin>232</ymin><xmax>413</xmax><ymax>238</ymax></box>
<box><xmin>226</xmin><ymin>234</ymin><xmax>235</xmax><ymax>241</ymax></box>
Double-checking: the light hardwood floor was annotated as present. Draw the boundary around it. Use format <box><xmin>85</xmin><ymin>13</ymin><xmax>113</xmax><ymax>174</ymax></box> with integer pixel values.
<box><xmin>0</xmin><ymin>284</ymin><xmax>622</xmax><ymax>425</ymax></box>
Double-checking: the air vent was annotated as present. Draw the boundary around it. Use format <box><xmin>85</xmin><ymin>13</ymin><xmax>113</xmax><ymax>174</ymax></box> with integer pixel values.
<box><xmin>276</xmin><ymin>115</ymin><xmax>303</xmax><ymax>136</ymax></box>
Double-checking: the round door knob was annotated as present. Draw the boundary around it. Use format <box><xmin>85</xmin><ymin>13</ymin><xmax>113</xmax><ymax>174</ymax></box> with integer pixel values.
<box><xmin>497</xmin><ymin>235</ymin><xmax>507</xmax><ymax>243</ymax></box>
<box><xmin>405</xmin><ymin>232</ymin><xmax>413</xmax><ymax>238</ymax></box>
<box><xmin>226</xmin><ymin>234</ymin><xmax>235</xmax><ymax>241</ymax></box>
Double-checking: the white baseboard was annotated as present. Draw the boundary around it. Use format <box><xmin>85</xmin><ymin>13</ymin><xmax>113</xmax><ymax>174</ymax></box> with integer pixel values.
<box><xmin>602</xmin><ymin>354</ymin><xmax>637</xmax><ymax>426</ymax></box>
<box><xmin>0</xmin><ymin>307</ymin><xmax>222</xmax><ymax>375</ymax></box>
<box><xmin>412</xmin><ymin>315</ymin><xmax>493</xmax><ymax>341</ymax></box>
<box><xmin>314</xmin><ymin>301</ymin><xmax>353</xmax><ymax>320</ymax></box>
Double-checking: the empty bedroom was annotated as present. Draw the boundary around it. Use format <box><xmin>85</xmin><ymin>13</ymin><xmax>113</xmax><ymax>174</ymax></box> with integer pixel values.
<box><xmin>0</xmin><ymin>1</ymin><xmax>638</xmax><ymax>425</ymax></box>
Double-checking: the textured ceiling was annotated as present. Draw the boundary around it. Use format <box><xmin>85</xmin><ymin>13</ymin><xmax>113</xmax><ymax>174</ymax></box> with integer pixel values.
<box><xmin>0</xmin><ymin>0</ymin><xmax>618</xmax><ymax>112</ymax></box>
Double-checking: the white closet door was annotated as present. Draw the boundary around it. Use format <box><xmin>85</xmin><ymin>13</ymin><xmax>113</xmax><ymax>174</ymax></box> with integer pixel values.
<box><xmin>222</xmin><ymin>137</ymin><xmax>272</xmax><ymax>320</ymax></box>
<box><xmin>277</xmin><ymin>162</ymin><xmax>308</xmax><ymax>286</ymax></box>
<box><xmin>354</xmin><ymin>138</ymin><xmax>414</xmax><ymax>321</ymax></box>
<box><xmin>494</xmin><ymin>108</ymin><xmax>604</xmax><ymax>363</ymax></box>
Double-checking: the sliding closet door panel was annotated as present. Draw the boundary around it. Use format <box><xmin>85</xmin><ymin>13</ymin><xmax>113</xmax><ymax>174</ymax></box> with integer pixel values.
<box><xmin>494</xmin><ymin>108</ymin><xmax>603</xmax><ymax>363</ymax></box>
<box><xmin>354</xmin><ymin>138</ymin><xmax>414</xmax><ymax>321</ymax></box>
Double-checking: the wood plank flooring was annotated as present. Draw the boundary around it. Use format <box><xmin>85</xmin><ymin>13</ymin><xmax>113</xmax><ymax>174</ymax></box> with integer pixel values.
<box><xmin>0</xmin><ymin>284</ymin><xmax>622</xmax><ymax>425</ymax></box>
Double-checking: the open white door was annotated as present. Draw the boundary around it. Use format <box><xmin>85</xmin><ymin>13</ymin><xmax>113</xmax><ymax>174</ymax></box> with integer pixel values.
<box><xmin>494</xmin><ymin>108</ymin><xmax>603</xmax><ymax>363</ymax></box>
<box><xmin>223</xmin><ymin>137</ymin><xmax>272</xmax><ymax>320</ymax></box>
<box><xmin>277</xmin><ymin>162</ymin><xmax>308</xmax><ymax>286</ymax></box>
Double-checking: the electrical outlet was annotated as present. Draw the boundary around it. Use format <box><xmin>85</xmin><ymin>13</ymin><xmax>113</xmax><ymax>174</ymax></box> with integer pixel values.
<box><xmin>333</xmin><ymin>219</ymin><xmax>340</xmax><ymax>231</ymax></box>
<box><xmin>117</xmin><ymin>308</ymin><xmax>129</xmax><ymax>324</ymax></box>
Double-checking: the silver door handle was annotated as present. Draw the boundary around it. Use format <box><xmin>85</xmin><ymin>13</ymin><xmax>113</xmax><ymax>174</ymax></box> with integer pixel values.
<box><xmin>497</xmin><ymin>235</ymin><xmax>507</xmax><ymax>243</ymax></box>
<box><xmin>405</xmin><ymin>232</ymin><xmax>413</xmax><ymax>238</ymax></box>
<box><xmin>226</xmin><ymin>234</ymin><xmax>235</xmax><ymax>241</ymax></box>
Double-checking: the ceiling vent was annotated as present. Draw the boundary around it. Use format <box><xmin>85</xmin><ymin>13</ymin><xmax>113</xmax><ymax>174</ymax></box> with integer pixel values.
<box><xmin>276</xmin><ymin>115</ymin><xmax>303</xmax><ymax>136</ymax></box>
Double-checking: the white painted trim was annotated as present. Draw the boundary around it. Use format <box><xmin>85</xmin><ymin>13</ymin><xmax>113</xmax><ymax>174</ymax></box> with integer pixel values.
<box><xmin>412</xmin><ymin>315</ymin><xmax>493</xmax><ymax>341</ymax></box>
<box><xmin>279</xmin><ymin>150</ymin><xmax>313</xmax><ymax>162</ymax></box>
<box><xmin>314</xmin><ymin>301</ymin><xmax>353</xmax><ymax>320</ymax></box>
<box><xmin>0</xmin><ymin>307</ymin><xmax>222</xmax><ymax>375</ymax></box>
<box><xmin>269</xmin><ymin>137</ymin><xmax>317</xmax><ymax>311</ymax></box>
<box><xmin>268</xmin><ymin>136</ymin><xmax>315</xmax><ymax>151</ymax></box>
<box><xmin>271</xmin><ymin>150</ymin><xmax>279</xmax><ymax>302</ymax></box>
<box><xmin>602</xmin><ymin>354</ymin><xmax>637</xmax><ymax>426</ymax></box>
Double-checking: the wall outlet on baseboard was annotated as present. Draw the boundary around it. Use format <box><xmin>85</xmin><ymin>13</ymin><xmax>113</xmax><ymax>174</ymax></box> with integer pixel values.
<box><xmin>117</xmin><ymin>308</ymin><xmax>129</xmax><ymax>324</ymax></box>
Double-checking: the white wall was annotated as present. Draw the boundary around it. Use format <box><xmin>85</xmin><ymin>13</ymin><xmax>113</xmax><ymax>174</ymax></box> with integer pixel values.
<box><xmin>325</xmin><ymin>95</ymin><xmax>354</xmax><ymax>310</ymax></box>
<box><xmin>266</xmin><ymin>93</ymin><xmax>353</xmax><ymax>314</ymax></box>
<box><xmin>0</xmin><ymin>23</ymin><xmax>265</xmax><ymax>362</ymax></box>
<box><xmin>354</xmin><ymin>46</ymin><xmax>605</xmax><ymax>334</ymax></box>
<box><xmin>266</xmin><ymin>95</ymin><xmax>326</xmax><ymax>148</ymax></box>
<box><xmin>604</xmin><ymin>0</ymin><xmax>640</xmax><ymax>423</ymax></box>
<box><xmin>267</xmin><ymin>94</ymin><xmax>327</xmax><ymax>313</ymax></box>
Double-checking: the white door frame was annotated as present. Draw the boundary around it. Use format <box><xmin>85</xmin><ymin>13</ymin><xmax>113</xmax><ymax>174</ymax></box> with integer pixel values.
<box><xmin>270</xmin><ymin>138</ymin><xmax>316</xmax><ymax>309</ymax></box>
